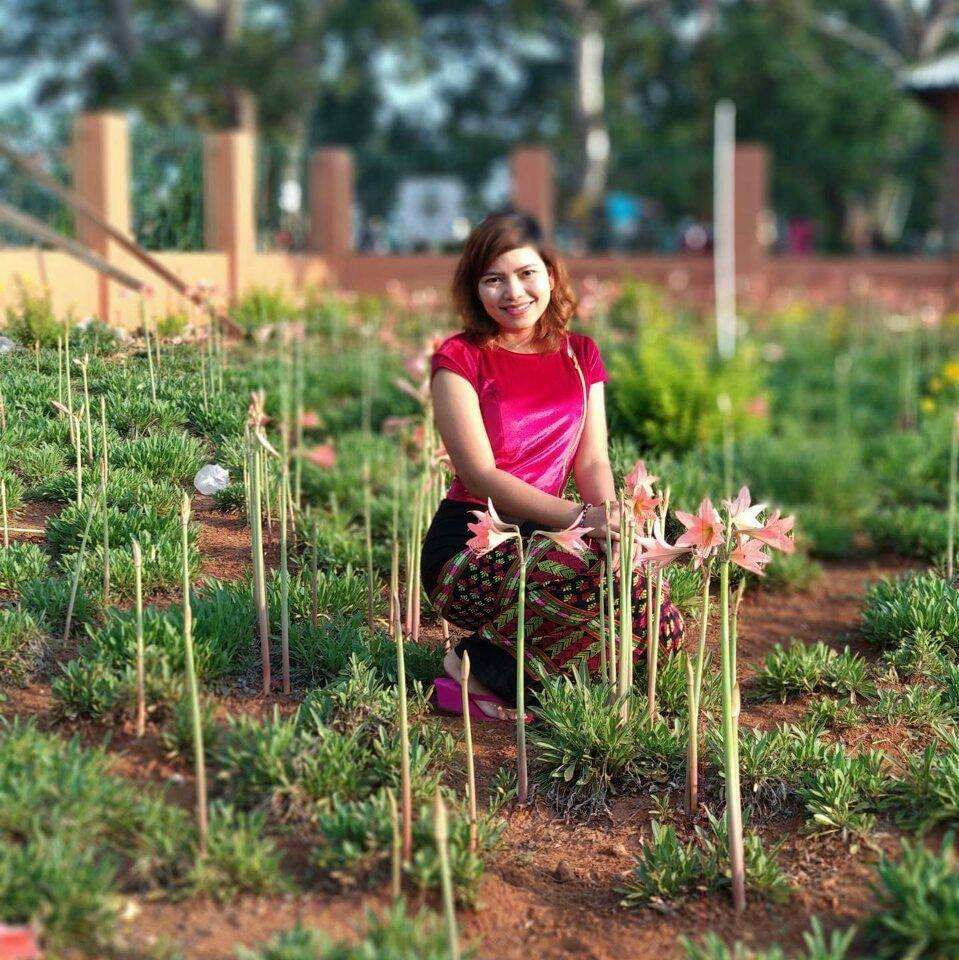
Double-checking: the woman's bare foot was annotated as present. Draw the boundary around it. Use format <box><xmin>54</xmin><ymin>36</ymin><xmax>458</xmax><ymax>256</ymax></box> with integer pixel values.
<box><xmin>443</xmin><ymin>649</ymin><xmax>517</xmax><ymax>720</ymax></box>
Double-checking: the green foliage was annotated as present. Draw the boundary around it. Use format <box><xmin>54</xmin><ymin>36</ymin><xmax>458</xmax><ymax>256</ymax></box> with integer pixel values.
<box><xmin>0</xmin><ymin>542</ymin><xmax>48</xmax><ymax>593</ymax></box>
<box><xmin>528</xmin><ymin>665</ymin><xmax>683</xmax><ymax>817</ymax></box>
<box><xmin>886</xmin><ymin>736</ymin><xmax>959</xmax><ymax>831</ymax></box>
<box><xmin>621</xmin><ymin>811</ymin><xmax>790</xmax><ymax>907</ymax></box>
<box><xmin>861</xmin><ymin>573</ymin><xmax>959</xmax><ymax>653</ymax></box>
<box><xmin>236</xmin><ymin>901</ymin><xmax>455</xmax><ymax>960</ymax></box>
<box><xmin>188</xmin><ymin>802</ymin><xmax>287</xmax><ymax>900</ymax></box>
<box><xmin>763</xmin><ymin>549</ymin><xmax>822</xmax><ymax>592</ymax></box>
<box><xmin>861</xmin><ymin>835</ymin><xmax>959</xmax><ymax>959</ymax></box>
<box><xmin>752</xmin><ymin>641</ymin><xmax>872</xmax><ymax>703</ymax></box>
<box><xmin>608</xmin><ymin>315</ymin><xmax>767</xmax><ymax>453</ymax></box>
<box><xmin>680</xmin><ymin>918</ymin><xmax>855</xmax><ymax>960</ymax></box>
<box><xmin>0</xmin><ymin>608</ymin><xmax>46</xmax><ymax>685</ymax></box>
<box><xmin>111</xmin><ymin>429</ymin><xmax>208</xmax><ymax>482</ymax></box>
<box><xmin>865</xmin><ymin>506</ymin><xmax>948</xmax><ymax>561</ymax></box>
<box><xmin>0</xmin><ymin>718</ymin><xmax>190</xmax><ymax>950</ymax></box>
<box><xmin>230</xmin><ymin>287</ymin><xmax>298</xmax><ymax>338</ymax></box>
<box><xmin>2</xmin><ymin>277</ymin><xmax>61</xmax><ymax>346</ymax></box>
<box><xmin>20</xmin><ymin>575</ymin><xmax>98</xmax><ymax>635</ymax></box>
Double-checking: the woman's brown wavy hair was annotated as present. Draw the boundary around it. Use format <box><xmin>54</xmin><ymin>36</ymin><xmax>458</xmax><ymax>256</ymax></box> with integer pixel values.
<box><xmin>451</xmin><ymin>211</ymin><xmax>577</xmax><ymax>352</ymax></box>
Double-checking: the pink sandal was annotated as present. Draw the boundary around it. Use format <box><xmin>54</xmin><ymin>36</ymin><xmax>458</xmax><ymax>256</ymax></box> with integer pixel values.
<box><xmin>432</xmin><ymin>677</ymin><xmax>530</xmax><ymax>723</ymax></box>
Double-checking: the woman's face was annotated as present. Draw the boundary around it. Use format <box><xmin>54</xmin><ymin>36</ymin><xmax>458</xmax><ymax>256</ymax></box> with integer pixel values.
<box><xmin>477</xmin><ymin>246</ymin><xmax>553</xmax><ymax>335</ymax></box>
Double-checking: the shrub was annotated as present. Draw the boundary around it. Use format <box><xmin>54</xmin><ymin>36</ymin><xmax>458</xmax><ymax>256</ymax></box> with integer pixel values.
<box><xmin>111</xmin><ymin>429</ymin><xmax>208</xmax><ymax>482</ymax></box>
<box><xmin>861</xmin><ymin>836</ymin><xmax>959</xmax><ymax>959</ymax></box>
<box><xmin>865</xmin><ymin>506</ymin><xmax>948</xmax><ymax>560</ymax></box>
<box><xmin>608</xmin><ymin>316</ymin><xmax>767</xmax><ymax>453</ymax></box>
<box><xmin>886</xmin><ymin>736</ymin><xmax>959</xmax><ymax>831</ymax></box>
<box><xmin>2</xmin><ymin>277</ymin><xmax>61</xmax><ymax>346</ymax></box>
<box><xmin>620</xmin><ymin>820</ymin><xmax>704</xmax><ymax>905</ymax></box>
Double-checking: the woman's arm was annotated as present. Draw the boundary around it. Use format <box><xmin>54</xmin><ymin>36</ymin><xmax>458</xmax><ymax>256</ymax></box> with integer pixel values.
<box><xmin>431</xmin><ymin>369</ymin><xmax>583</xmax><ymax>529</ymax></box>
<box><xmin>571</xmin><ymin>382</ymin><xmax>617</xmax><ymax>505</ymax></box>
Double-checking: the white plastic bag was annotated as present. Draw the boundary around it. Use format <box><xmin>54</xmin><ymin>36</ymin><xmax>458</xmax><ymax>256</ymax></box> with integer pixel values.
<box><xmin>0</xmin><ymin>336</ymin><xmax>14</xmax><ymax>354</ymax></box>
<box><xmin>193</xmin><ymin>464</ymin><xmax>230</xmax><ymax>495</ymax></box>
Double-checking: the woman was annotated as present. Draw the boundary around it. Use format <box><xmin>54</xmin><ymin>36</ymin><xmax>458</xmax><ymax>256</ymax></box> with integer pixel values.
<box><xmin>421</xmin><ymin>211</ymin><xmax>684</xmax><ymax>720</ymax></box>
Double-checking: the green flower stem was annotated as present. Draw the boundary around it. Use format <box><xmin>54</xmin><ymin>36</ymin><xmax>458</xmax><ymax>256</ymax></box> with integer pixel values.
<box><xmin>598</xmin><ymin>565</ymin><xmax>607</xmax><ymax>682</ymax></box>
<box><xmin>310</xmin><ymin>519</ymin><xmax>320</xmax><ymax>630</ymax></box>
<box><xmin>433</xmin><ymin>789</ymin><xmax>461</xmax><ymax>960</ymax></box>
<box><xmin>279</xmin><ymin>459</ymin><xmax>291</xmax><ymax>695</ymax></box>
<box><xmin>363</xmin><ymin>459</ymin><xmax>375</xmax><ymax>633</ymax></box>
<box><xmin>63</xmin><ymin>480</ymin><xmax>101</xmax><ymax>644</ymax></box>
<box><xmin>181</xmin><ymin>494</ymin><xmax>209</xmax><ymax>858</ymax></box>
<box><xmin>64</xmin><ymin>319</ymin><xmax>74</xmax><ymax>442</ymax></box>
<box><xmin>57</xmin><ymin>336</ymin><xmax>63</xmax><ymax>405</ymax></box>
<box><xmin>141</xmin><ymin>303</ymin><xmax>157</xmax><ymax>404</ymax></box>
<box><xmin>648</xmin><ymin>567</ymin><xmax>664</xmax><ymax>721</ymax></box>
<box><xmin>387</xmin><ymin>788</ymin><xmax>401</xmax><ymax>899</ymax></box>
<box><xmin>516</xmin><ymin>532</ymin><xmax>528</xmax><ymax>805</ymax></box>
<box><xmin>461</xmin><ymin>651</ymin><xmax>478</xmax><ymax>853</ymax></box>
<box><xmin>1</xmin><ymin>478</ymin><xmax>7</xmax><ymax>548</ymax></box>
<box><xmin>949</xmin><ymin>411</ymin><xmax>958</xmax><ymax>581</ymax></box>
<box><xmin>132</xmin><ymin>539</ymin><xmax>146</xmax><ymax>738</ymax></box>
<box><xmin>687</xmin><ymin>564</ymin><xmax>712</xmax><ymax>815</ymax></box>
<box><xmin>72</xmin><ymin>413</ymin><xmax>83</xmax><ymax>507</ymax></box>
<box><xmin>249</xmin><ymin>441</ymin><xmax>270</xmax><ymax>695</ymax></box>
<box><xmin>719</xmin><ymin>559</ymin><xmax>746</xmax><ymax>912</ymax></box>
<box><xmin>393</xmin><ymin>587</ymin><xmax>412</xmax><ymax>862</ymax></box>
<box><xmin>603</xmin><ymin>501</ymin><xmax>617</xmax><ymax>685</ymax></box>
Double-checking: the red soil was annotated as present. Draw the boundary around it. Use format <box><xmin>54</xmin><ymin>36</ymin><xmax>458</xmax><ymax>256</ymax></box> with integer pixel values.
<box><xmin>1</xmin><ymin>502</ymin><xmax>920</xmax><ymax>958</ymax></box>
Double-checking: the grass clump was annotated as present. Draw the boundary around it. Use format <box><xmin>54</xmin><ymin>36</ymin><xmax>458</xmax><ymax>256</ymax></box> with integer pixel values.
<box><xmin>861</xmin><ymin>572</ymin><xmax>959</xmax><ymax>652</ymax></box>
<box><xmin>528</xmin><ymin>666</ymin><xmax>683</xmax><ymax>817</ymax></box>
<box><xmin>752</xmin><ymin>641</ymin><xmax>872</xmax><ymax>703</ymax></box>
<box><xmin>237</xmin><ymin>901</ymin><xmax>456</xmax><ymax>960</ymax></box>
<box><xmin>0</xmin><ymin>543</ymin><xmax>49</xmax><ymax>593</ymax></box>
<box><xmin>865</xmin><ymin>505</ymin><xmax>948</xmax><ymax>561</ymax></box>
<box><xmin>0</xmin><ymin>718</ymin><xmax>190</xmax><ymax>950</ymax></box>
<box><xmin>860</xmin><ymin>835</ymin><xmax>959</xmax><ymax>959</ymax></box>
<box><xmin>681</xmin><ymin>918</ymin><xmax>854</xmax><ymax>959</ymax></box>
<box><xmin>0</xmin><ymin>609</ymin><xmax>47</xmax><ymax>685</ymax></box>
<box><xmin>187</xmin><ymin>802</ymin><xmax>288</xmax><ymax>900</ymax></box>
<box><xmin>621</xmin><ymin>812</ymin><xmax>790</xmax><ymax>908</ymax></box>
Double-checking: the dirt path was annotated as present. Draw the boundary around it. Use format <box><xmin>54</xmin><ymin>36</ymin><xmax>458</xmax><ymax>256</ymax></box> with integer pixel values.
<box><xmin>1</xmin><ymin>504</ymin><xmax>917</xmax><ymax>958</ymax></box>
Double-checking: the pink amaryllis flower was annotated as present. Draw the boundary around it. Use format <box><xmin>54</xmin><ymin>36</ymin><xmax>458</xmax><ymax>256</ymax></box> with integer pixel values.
<box><xmin>300</xmin><ymin>410</ymin><xmax>321</xmax><ymax>429</ymax></box>
<box><xmin>636</xmin><ymin>524</ymin><xmax>691</xmax><ymax>570</ymax></box>
<box><xmin>466</xmin><ymin>499</ymin><xmax>518</xmax><ymax>556</ymax></box>
<box><xmin>676</xmin><ymin>498</ymin><xmax>724</xmax><ymax>566</ymax></box>
<box><xmin>538</xmin><ymin>521</ymin><xmax>594</xmax><ymax>558</ymax></box>
<box><xmin>749</xmin><ymin>509</ymin><xmax>795</xmax><ymax>554</ymax></box>
<box><xmin>723</xmin><ymin>485</ymin><xmax>766</xmax><ymax>532</ymax></box>
<box><xmin>624</xmin><ymin>459</ymin><xmax>658</xmax><ymax>496</ymax></box>
<box><xmin>305</xmin><ymin>443</ymin><xmax>337</xmax><ymax>469</ymax></box>
<box><xmin>731</xmin><ymin>537</ymin><xmax>771</xmax><ymax>576</ymax></box>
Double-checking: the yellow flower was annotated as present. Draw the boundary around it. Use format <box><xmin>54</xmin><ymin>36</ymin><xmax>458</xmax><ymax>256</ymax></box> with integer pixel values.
<box><xmin>921</xmin><ymin>397</ymin><xmax>936</xmax><ymax>414</ymax></box>
<box><xmin>944</xmin><ymin>361</ymin><xmax>959</xmax><ymax>385</ymax></box>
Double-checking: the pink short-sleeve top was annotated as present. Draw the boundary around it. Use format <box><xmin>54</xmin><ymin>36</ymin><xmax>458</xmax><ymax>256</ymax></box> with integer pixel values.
<box><xmin>429</xmin><ymin>331</ymin><xmax>609</xmax><ymax>505</ymax></box>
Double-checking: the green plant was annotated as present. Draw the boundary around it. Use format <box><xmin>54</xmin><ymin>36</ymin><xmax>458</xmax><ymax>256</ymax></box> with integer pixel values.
<box><xmin>861</xmin><ymin>835</ymin><xmax>959</xmax><ymax>959</ymax></box>
<box><xmin>0</xmin><ymin>608</ymin><xmax>46</xmax><ymax>685</ymax></box>
<box><xmin>187</xmin><ymin>802</ymin><xmax>287</xmax><ymax>900</ymax></box>
<box><xmin>236</xmin><ymin>901</ymin><xmax>456</xmax><ymax>960</ymax></box>
<box><xmin>0</xmin><ymin>543</ymin><xmax>48</xmax><ymax>593</ymax></box>
<box><xmin>3</xmin><ymin>277</ymin><xmax>61</xmax><ymax>346</ymax></box>
<box><xmin>752</xmin><ymin>642</ymin><xmax>871</xmax><ymax>703</ymax></box>
<box><xmin>608</xmin><ymin>314</ymin><xmax>767</xmax><ymax>453</ymax></box>
<box><xmin>20</xmin><ymin>575</ymin><xmax>98</xmax><ymax>635</ymax></box>
<box><xmin>866</xmin><ymin>505</ymin><xmax>949</xmax><ymax>560</ymax></box>
<box><xmin>886</xmin><ymin>736</ymin><xmax>959</xmax><ymax>830</ymax></box>
<box><xmin>862</xmin><ymin>572</ymin><xmax>959</xmax><ymax>652</ymax></box>
<box><xmin>620</xmin><ymin>820</ymin><xmax>704</xmax><ymax>905</ymax></box>
<box><xmin>763</xmin><ymin>549</ymin><xmax>822</xmax><ymax>592</ymax></box>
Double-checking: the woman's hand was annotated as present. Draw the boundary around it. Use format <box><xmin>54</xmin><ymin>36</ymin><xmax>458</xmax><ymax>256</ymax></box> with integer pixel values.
<box><xmin>583</xmin><ymin>500</ymin><xmax>625</xmax><ymax>571</ymax></box>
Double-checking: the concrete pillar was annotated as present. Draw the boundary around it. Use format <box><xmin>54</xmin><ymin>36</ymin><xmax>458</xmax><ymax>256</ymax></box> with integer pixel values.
<box><xmin>510</xmin><ymin>146</ymin><xmax>554</xmax><ymax>238</ymax></box>
<box><xmin>308</xmin><ymin>147</ymin><xmax>354</xmax><ymax>258</ymax></box>
<box><xmin>733</xmin><ymin>143</ymin><xmax>769</xmax><ymax>273</ymax></box>
<box><xmin>203</xmin><ymin>129</ymin><xmax>255</xmax><ymax>300</ymax></box>
<box><xmin>72</xmin><ymin>112</ymin><xmax>131</xmax><ymax>322</ymax></box>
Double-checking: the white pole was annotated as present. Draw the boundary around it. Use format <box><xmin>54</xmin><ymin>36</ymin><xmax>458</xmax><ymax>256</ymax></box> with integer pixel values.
<box><xmin>714</xmin><ymin>100</ymin><xmax>737</xmax><ymax>360</ymax></box>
